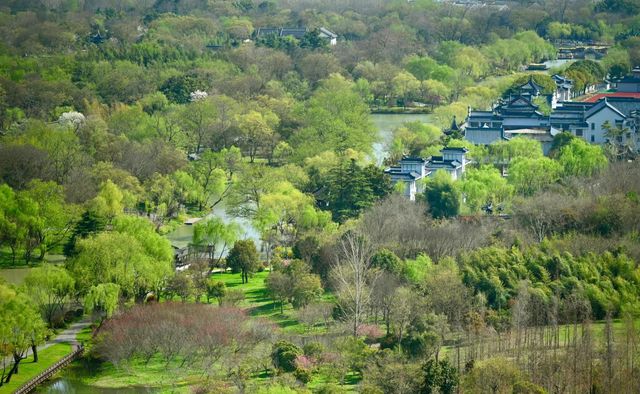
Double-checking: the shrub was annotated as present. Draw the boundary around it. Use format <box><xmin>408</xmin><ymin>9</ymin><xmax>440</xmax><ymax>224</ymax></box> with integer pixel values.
<box><xmin>271</xmin><ymin>341</ymin><xmax>302</xmax><ymax>372</ymax></box>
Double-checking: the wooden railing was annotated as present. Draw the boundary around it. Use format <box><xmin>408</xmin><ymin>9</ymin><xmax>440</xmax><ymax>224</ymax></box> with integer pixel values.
<box><xmin>13</xmin><ymin>344</ymin><xmax>84</xmax><ymax>394</ymax></box>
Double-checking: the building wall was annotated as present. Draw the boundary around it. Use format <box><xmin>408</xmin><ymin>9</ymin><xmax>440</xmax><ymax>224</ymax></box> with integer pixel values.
<box><xmin>585</xmin><ymin>107</ymin><xmax>625</xmax><ymax>144</ymax></box>
<box><xmin>465</xmin><ymin>128</ymin><xmax>503</xmax><ymax>145</ymax></box>
<box><xmin>617</xmin><ymin>82</ymin><xmax>640</xmax><ymax>93</ymax></box>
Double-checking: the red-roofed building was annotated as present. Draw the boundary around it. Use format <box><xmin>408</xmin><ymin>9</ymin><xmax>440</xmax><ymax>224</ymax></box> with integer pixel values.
<box><xmin>584</xmin><ymin>92</ymin><xmax>640</xmax><ymax>103</ymax></box>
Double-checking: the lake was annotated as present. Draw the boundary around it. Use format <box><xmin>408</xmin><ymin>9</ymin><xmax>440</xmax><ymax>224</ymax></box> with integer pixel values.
<box><xmin>0</xmin><ymin>255</ymin><xmax>65</xmax><ymax>285</ymax></box>
<box><xmin>37</xmin><ymin>377</ymin><xmax>157</xmax><ymax>394</ymax></box>
<box><xmin>164</xmin><ymin>203</ymin><xmax>261</xmax><ymax>250</ymax></box>
<box><xmin>370</xmin><ymin>113</ymin><xmax>432</xmax><ymax>165</ymax></box>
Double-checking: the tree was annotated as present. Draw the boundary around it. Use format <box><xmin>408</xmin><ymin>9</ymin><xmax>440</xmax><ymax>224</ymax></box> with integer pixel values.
<box><xmin>180</xmin><ymin>97</ymin><xmax>216</xmax><ymax>153</ymax></box>
<box><xmin>66</xmin><ymin>216</ymin><xmax>173</xmax><ymax>302</ymax></box>
<box><xmin>266</xmin><ymin>271</ymin><xmax>291</xmax><ymax>314</ymax></box>
<box><xmin>192</xmin><ymin>217</ymin><xmax>240</xmax><ymax>273</ymax></box>
<box><xmin>90</xmin><ymin>180</ymin><xmax>124</xmax><ymax>223</ymax></box>
<box><xmin>421</xmin><ymin>359</ymin><xmax>459</xmax><ymax>394</ymax></box>
<box><xmin>460</xmin><ymin>166</ymin><xmax>513</xmax><ymax>213</ymax></box>
<box><xmin>84</xmin><ymin>283</ymin><xmax>119</xmax><ymax>325</ymax></box>
<box><xmin>291</xmin><ymin>274</ymin><xmax>323</xmax><ymax>309</ymax></box>
<box><xmin>602</xmin><ymin>121</ymin><xmax>634</xmax><ymax>161</ymax></box>
<box><xmin>63</xmin><ymin>210</ymin><xmax>105</xmax><ymax>257</ymax></box>
<box><xmin>22</xmin><ymin>264</ymin><xmax>74</xmax><ymax>327</ymax></box>
<box><xmin>291</xmin><ymin>74</ymin><xmax>375</xmax><ymax>160</ymax></box>
<box><xmin>190</xmin><ymin>148</ymin><xmax>240</xmax><ymax>209</ymax></box>
<box><xmin>166</xmin><ymin>272</ymin><xmax>194</xmax><ymax>302</ymax></box>
<box><xmin>323</xmin><ymin>159</ymin><xmax>392</xmax><ymax>223</ymax></box>
<box><xmin>0</xmin><ymin>284</ymin><xmax>47</xmax><ymax>384</ymax></box>
<box><xmin>332</xmin><ymin>231</ymin><xmax>378</xmax><ymax>336</ymax></box>
<box><xmin>557</xmin><ymin>138</ymin><xmax>608</xmax><ymax>177</ymax></box>
<box><xmin>508</xmin><ymin>157</ymin><xmax>562</xmax><ymax>196</ymax></box>
<box><xmin>206</xmin><ymin>279</ymin><xmax>226</xmax><ymax>304</ymax></box>
<box><xmin>424</xmin><ymin>171</ymin><xmax>460</xmax><ymax>219</ymax></box>
<box><xmin>23</xmin><ymin>180</ymin><xmax>77</xmax><ymax>260</ymax></box>
<box><xmin>271</xmin><ymin>341</ymin><xmax>302</xmax><ymax>372</ymax></box>
<box><xmin>94</xmin><ymin>303</ymin><xmax>269</xmax><ymax>383</ymax></box>
<box><xmin>227</xmin><ymin>240</ymin><xmax>260</xmax><ymax>284</ymax></box>
<box><xmin>463</xmin><ymin>357</ymin><xmax>543</xmax><ymax>394</ymax></box>
<box><xmin>392</xmin><ymin>71</ymin><xmax>420</xmax><ymax>107</ymax></box>
<box><xmin>238</xmin><ymin>110</ymin><xmax>278</xmax><ymax>163</ymax></box>
<box><xmin>0</xmin><ymin>184</ymin><xmax>39</xmax><ymax>264</ymax></box>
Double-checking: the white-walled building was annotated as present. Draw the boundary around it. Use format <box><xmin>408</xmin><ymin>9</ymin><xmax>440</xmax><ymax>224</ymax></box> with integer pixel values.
<box><xmin>385</xmin><ymin>147</ymin><xmax>470</xmax><ymax>200</ymax></box>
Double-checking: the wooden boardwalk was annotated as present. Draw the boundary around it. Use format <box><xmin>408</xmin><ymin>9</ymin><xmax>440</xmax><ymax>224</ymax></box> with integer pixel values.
<box><xmin>13</xmin><ymin>345</ymin><xmax>84</xmax><ymax>394</ymax></box>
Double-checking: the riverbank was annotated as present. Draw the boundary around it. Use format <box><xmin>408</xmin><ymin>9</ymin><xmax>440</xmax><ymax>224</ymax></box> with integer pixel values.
<box><xmin>0</xmin><ymin>343</ymin><xmax>73</xmax><ymax>394</ymax></box>
<box><xmin>371</xmin><ymin>107</ymin><xmax>432</xmax><ymax>114</ymax></box>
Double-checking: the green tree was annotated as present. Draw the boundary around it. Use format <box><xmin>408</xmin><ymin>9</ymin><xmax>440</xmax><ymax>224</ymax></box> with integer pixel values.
<box><xmin>63</xmin><ymin>210</ymin><xmax>105</xmax><ymax>257</ymax></box>
<box><xmin>292</xmin><ymin>274</ymin><xmax>323</xmax><ymax>309</ymax></box>
<box><xmin>227</xmin><ymin>239</ymin><xmax>260</xmax><ymax>284</ymax></box>
<box><xmin>237</xmin><ymin>110</ymin><xmax>278</xmax><ymax>163</ymax></box>
<box><xmin>291</xmin><ymin>74</ymin><xmax>375</xmax><ymax>160</ymax></box>
<box><xmin>192</xmin><ymin>217</ymin><xmax>240</xmax><ymax>273</ymax></box>
<box><xmin>508</xmin><ymin>157</ymin><xmax>562</xmax><ymax>195</ymax></box>
<box><xmin>90</xmin><ymin>180</ymin><xmax>124</xmax><ymax>223</ymax></box>
<box><xmin>271</xmin><ymin>341</ymin><xmax>302</xmax><ymax>372</ymax></box>
<box><xmin>84</xmin><ymin>283</ymin><xmax>120</xmax><ymax>325</ymax></box>
<box><xmin>67</xmin><ymin>216</ymin><xmax>173</xmax><ymax>302</ymax></box>
<box><xmin>460</xmin><ymin>166</ymin><xmax>513</xmax><ymax>212</ymax></box>
<box><xmin>421</xmin><ymin>359</ymin><xmax>459</xmax><ymax>394</ymax></box>
<box><xmin>23</xmin><ymin>180</ymin><xmax>77</xmax><ymax>260</ymax></box>
<box><xmin>22</xmin><ymin>264</ymin><xmax>74</xmax><ymax>327</ymax></box>
<box><xmin>557</xmin><ymin>138</ymin><xmax>608</xmax><ymax>177</ymax></box>
<box><xmin>206</xmin><ymin>279</ymin><xmax>226</xmax><ymax>304</ymax></box>
<box><xmin>0</xmin><ymin>284</ymin><xmax>47</xmax><ymax>384</ymax></box>
<box><xmin>266</xmin><ymin>271</ymin><xmax>291</xmax><ymax>313</ymax></box>
<box><xmin>424</xmin><ymin>171</ymin><xmax>460</xmax><ymax>219</ymax></box>
<box><xmin>324</xmin><ymin>159</ymin><xmax>392</xmax><ymax>223</ymax></box>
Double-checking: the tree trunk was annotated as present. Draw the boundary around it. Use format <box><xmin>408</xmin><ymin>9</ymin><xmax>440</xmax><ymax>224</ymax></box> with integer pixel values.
<box><xmin>32</xmin><ymin>345</ymin><xmax>38</xmax><ymax>363</ymax></box>
<box><xmin>4</xmin><ymin>354</ymin><xmax>22</xmax><ymax>383</ymax></box>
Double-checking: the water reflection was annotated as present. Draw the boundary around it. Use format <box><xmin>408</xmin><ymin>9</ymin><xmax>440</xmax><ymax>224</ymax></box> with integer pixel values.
<box><xmin>37</xmin><ymin>377</ymin><xmax>157</xmax><ymax>393</ymax></box>
<box><xmin>370</xmin><ymin>113</ymin><xmax>432</xmax><ymax>165</ymax></box>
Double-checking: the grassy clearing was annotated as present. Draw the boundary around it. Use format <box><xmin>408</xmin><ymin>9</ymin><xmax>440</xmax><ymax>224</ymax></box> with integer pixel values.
<box><xmin>0</xmin><ymin>343</ymin><xmax>73</xmax><ymax>394</ymax></box>
<box><xmin>214</xmin><ymin>270</ymin><xmax>310</xmax><ymax>334</ymax></box>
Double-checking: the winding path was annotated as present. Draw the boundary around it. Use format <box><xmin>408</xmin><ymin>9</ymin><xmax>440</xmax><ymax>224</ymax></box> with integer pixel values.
<box><xmin>3</xmin><ymin>319</ymin><xmax>90</xmax><ymax>365</ymax></box>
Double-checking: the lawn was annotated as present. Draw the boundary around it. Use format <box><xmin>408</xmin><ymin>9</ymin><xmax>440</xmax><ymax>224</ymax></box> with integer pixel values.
<box><xmin>214</xmin><ymin>270</ymin><xmax>309</xmax><ymax>334</ymax></box>
<box><xmin>0</xmin><ymin>343</ymin><xmax>73</xmax><ymax>394</ymax></box>
<box><xmin>75</xmin><ymin>355</ymin><xmax>202</xmax><ymax>392</ymax></box>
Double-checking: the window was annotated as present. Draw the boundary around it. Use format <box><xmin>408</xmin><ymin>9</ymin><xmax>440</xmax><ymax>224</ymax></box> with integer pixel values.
<box><xmin>591</xmin><ymin>123</ymin><xmax>595</xmax><ymax>130</ymax></box>
<box><xmin>576</xmin><ymin>129</ymin><xmax>583</xmax><ymax>136</ymax></box>
<box><xmin>591</xmin><ymin>135</ymin><xmax>595</xmax><ymax>142</ymax></box>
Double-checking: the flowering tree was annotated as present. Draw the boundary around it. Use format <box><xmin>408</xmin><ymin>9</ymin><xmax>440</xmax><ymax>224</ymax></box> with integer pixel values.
<box><xmin>58</xmin><ymin>111</ymin><xmax>85</xmax><ymax>132</ymax></box>
<box><xmin>189</xmin><ymin>90</ymin><xmax>208</xmax><ymax>102</ymax></box>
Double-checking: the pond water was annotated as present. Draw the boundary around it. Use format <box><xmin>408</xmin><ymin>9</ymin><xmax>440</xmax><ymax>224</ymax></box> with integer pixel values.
<box><xmin>370</xmin><ymin>113</ymin><xmax>432</xmax><ymax>165</ymax></box>
<box><xmin>36</xmin><ymin>377</ymin><xmax>157</xmax><ymax>393</ymax></box>
<box><xmin>0</xmin><ymin>267</ymin><xmax>32</xmax><ymax>285</ymax></box>
<box><xmin>543</xmin><ymin>59</ymin><xmax>575</xmax><ymax>70</ymax></box>
<box><xmin>0</xmin><ymin>256</ymin><xmax>65</xmax><ymax>285</ymax></box>
<box><xmin>164</xmin><ymin>203</ymin><xmax>261</xmax><ymax>250</ymax></box>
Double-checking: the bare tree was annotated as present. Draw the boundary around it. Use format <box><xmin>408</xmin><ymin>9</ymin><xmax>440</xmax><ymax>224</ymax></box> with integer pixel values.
<box><xmin>331</xmin><ymin>231</ymin><xmax>379</xmax><ymax>337</ymax></box>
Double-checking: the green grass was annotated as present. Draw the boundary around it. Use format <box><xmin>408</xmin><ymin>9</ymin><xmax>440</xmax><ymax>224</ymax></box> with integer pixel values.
<box><xmin>75</xmin><ymin>355</ymin><xmax>200</xmax><ymax>392</ymax></box>
<box><xmin>0</xmin><ymin>343</ymin><xmax>73</xmax><ymax>394</ymax></box>
<box><xmin>213</xmin><ymin>270</ymin><xmax>310</xmax><ymax>334</ymax></box>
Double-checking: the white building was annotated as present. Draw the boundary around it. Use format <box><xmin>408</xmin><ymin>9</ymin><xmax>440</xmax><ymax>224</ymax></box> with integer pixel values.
<box><xmin>384</xmin><ymin>147</ymin><xmax>470</xmax><ymax>200</ymax></box>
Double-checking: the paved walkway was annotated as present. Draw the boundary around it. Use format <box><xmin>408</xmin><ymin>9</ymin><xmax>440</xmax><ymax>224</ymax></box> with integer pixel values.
<box><xmin>4</xmin><ymin>320</ymin><xmax>91</xmax><ymax>364</ymax></box>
